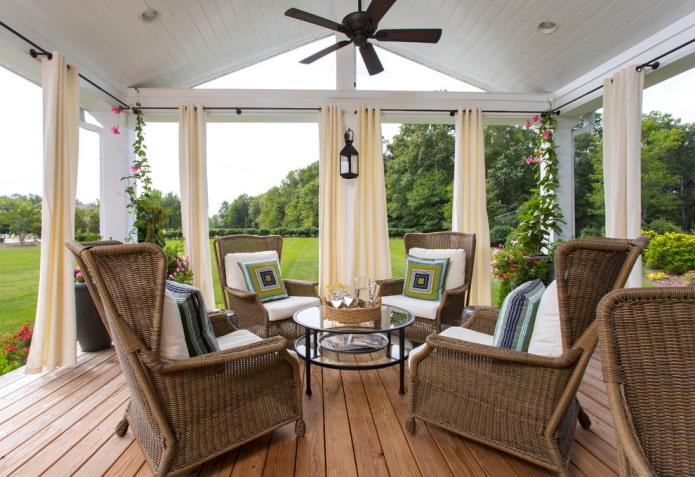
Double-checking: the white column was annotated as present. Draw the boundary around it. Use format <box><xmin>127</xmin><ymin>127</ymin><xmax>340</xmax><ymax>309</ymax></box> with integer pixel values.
<box><xmin>91</xmin><ymin>111</ymin><xmax>133</xmax><ymax>242</ymax></box>
<box><xmin>553</xmin><ymin>118</ymin><xmax>575</xmax><ymax>241</ymax></box>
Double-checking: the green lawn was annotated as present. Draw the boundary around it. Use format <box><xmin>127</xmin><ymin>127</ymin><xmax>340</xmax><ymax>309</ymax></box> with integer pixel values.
<box><xmin>0</xmin><ymin>237</ymin><xmax>500</xmax><ymax>337</ymax></box>
<box><xmin>0</xmin><ymin>244</ymin><xmax>41</xmax><ymax>336</ymax></box>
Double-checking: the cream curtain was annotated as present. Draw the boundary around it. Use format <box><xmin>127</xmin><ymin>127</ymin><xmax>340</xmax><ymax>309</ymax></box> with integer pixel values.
<box><xmin>179</xmin><ymin>105</ymin><xmax>215</xmax><ymax>306</ymax></box>
<box><xmin>26</xmin><ymin>52</ymin><xmax>80</xmax><ymax>373</ymax></box>
<box><xmin>354</xmin><ymin>106</ymin><xmax>391</xmax><ymax>281</ymax></box>
<box><xmin>603</xmin><ymin>67</ymin><xmax>644</xmax><ymax>287</ymax></box>
<box><xmin>452</xmin><ymin>107</ymin><xmax>491</xmax><ymax>306</ymax></box>
<box><xmin>318</xmin><ymin>105</ymin><xmax>347</xmax><ymax>292</ymax></box>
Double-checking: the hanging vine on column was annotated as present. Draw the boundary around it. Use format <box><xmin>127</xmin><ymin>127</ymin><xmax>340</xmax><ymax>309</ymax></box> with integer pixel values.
<box><xmin>121</xmin><ymin>102</ymin><xmax>168</xmax><ymax>247</ymax></box>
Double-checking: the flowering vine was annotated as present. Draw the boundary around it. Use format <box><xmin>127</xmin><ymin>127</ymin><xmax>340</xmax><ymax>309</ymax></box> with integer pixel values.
<box><xmin>121</xmin><ymin>102</ymin><xmax>168</xmax><ymax>246</ymax></box>
<box><xmin>515</xmin><ymin>109</ymin><xmax>564</xmax><ymax>256</ymax></box>
<box><xmin>110</xmin><ymin>106</ymin><xmax>122</xmax><ymax>135</ymax></box>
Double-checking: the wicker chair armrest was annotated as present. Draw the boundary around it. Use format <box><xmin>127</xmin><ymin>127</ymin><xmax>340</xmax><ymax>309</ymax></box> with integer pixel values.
<box><xmin>208</xmin><ymin>309</ymin><xmax>238</xmax><ymax>336</ymax></box>
<box><xmin>425</xmin><ymin>334</ymin><xmax>577</xmax><ymax>367</ymax></box>
<box><xmin>463</xmin><ymin>306</ymin><xmax>500</xmax><ymax>334</ymax></box>
<box><xmin>157</xmin><ymin>336</ymin><xmax>289</xmax><ymax>372</ymax></box>
<box><xmin>284</xmin><ymin>279</ymin><xmax>319</xmax><ymax>297</ymax></box>
<box><xmin>376</xmin><ymin>278</ymin><xmax>404</xmax><ymax>297</ymax></box>
<box><xmin>225</xmin><ymin>285</ymin><xmax>258</xmax><ymax>300</ymax></box>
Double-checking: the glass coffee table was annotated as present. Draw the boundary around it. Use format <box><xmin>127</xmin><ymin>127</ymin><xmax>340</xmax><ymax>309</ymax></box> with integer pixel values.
<box><xmin>293</xmin><ymin>304</ymin><xmax>414</xmax><ymax>395</ymax></box>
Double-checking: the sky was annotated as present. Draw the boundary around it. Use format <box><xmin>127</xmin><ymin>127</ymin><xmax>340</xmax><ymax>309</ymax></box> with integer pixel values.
<box><xmin>2</xmin><ymin>37</ymin><xmax>694</xmax><ymax>216</ymax></box>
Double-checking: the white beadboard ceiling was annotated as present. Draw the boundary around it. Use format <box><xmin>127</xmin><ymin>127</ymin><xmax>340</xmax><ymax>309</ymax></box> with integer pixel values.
<box><xmin>1</xmin><ymin>0</ymin><xmax>694</xmax><ymax>110</ymax></box>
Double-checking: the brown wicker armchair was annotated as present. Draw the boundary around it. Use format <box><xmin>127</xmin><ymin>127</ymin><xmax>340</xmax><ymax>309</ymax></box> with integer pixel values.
<box><xmin>67</xmin><ymin>240</ymin><xmax>235</xmax><ymax>339</ymax></box>
<box><xmin>213</xmin><ymin>234</ymin><xmax>320</xmax><ymax>340</ymax></box>
<box><xmin>378</xmin><ymin>231</ymin><xmax>476</xmax><ymax>342</ymax></box>
<box><xmin>406</xmin><ymin>236</ymin><xmax>648</xmax><ymax>476</ymax></box>
<box><xmin>72</xmin><ymin>241</ymin><xmax>305</xmax><ymax>476</ymax></box>
<box><xmin>597</xmin><ymin>286</ymin><xmax>695</xmax><ymax>477</ymax></box>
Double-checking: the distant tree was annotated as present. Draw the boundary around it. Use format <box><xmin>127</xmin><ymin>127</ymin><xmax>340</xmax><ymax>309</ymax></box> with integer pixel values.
<box><xmin>228</xmin><ymin>194</ymin><xmax>251</xmax><ymax>228</ymax></box>
<box><xmin>0</xmin><ymin>194</ymin><xmax>42</xmax><ymax>243</ymax></box>
<box><xmin>161</xmin><ymin>192</ymin><xmax>181</xmax><ymax>230</ymax></box>
<box><xmin>74</xmin><ymin>200</ymin><xmax>100</xmax><ymax>235</ymax></box>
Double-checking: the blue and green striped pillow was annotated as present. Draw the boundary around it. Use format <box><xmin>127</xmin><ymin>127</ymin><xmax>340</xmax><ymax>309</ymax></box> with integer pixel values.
<box><xmin>492</xmin><ymin>279</ymin><xmax>545</xmax><ymax>351</ymax></box>
<box><xmin>165</xmin><ymin>281</ymin><xmax>220</xmax><ymax>357</ymax></box>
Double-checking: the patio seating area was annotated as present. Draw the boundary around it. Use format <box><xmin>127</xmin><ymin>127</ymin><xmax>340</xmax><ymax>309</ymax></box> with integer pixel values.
<box><xmin>0</xmin><ymin>345</ymin><xmax>618</xmax><ymax>476</ymax></box>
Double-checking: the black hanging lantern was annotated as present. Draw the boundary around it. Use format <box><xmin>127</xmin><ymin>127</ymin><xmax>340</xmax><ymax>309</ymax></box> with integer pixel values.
<box><xmin>340</xmin><ymin>129</ymin><xmax>358</xmax><ymax>179</ymax></box>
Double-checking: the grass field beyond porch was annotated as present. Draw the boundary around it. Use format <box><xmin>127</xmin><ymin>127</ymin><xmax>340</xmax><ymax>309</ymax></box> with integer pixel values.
<box><xmin>0</xmin><ymin>238</ymin><xmax>498</xmax><ymax>337</ymax></box>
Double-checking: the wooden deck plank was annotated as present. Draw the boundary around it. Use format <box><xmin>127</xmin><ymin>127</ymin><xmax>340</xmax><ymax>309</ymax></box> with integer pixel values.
<box><xmin>0</xmin><ymin>346</ymin><xmax>620</xmax><ymax>477</ymax></box>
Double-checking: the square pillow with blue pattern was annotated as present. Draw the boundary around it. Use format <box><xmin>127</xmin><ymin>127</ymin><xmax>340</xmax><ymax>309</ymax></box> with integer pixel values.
<box><xmin>165</xmin><ymin>281</ymin><xmax>220</xmax><ymax>357</ymax></box>
<box><xmin>492</xmin><ymin>279</ymin><xmax>546</xmax><ymax>351</ymax></box>
<box><xmin>239</xmin><ymin>258</ymin><xmax>289</xmax><ymax>302</ymax></box>
<box><xmin>402</xmin><ymin>255</ymin><xmax>449</xmax><ymax>301</ymax></box>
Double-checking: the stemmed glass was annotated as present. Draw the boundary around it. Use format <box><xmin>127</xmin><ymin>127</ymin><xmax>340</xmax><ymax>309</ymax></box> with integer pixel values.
<box><xmin>368</xmin><ymin>279</ymin><xmax>378</xmax><ymax>306</ymax></box>
<box><xmin>343</xmin><ymin>287</ymin><xmax>355</xmax><ymax>308</ymax></box>
<box><xmin>329</xmin><ymin>285</ymin><xmax>344</xmax><ymax>308</ymax></box>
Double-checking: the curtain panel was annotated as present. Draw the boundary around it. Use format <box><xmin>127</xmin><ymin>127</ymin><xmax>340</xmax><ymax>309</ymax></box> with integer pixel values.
<box><xmin>603</xmin><ymin>67</ymin><xmax>644</xmax><ymax>287</ymax></box>
<box><xmin>318</xmin><ymin>105</ymin><xmax>347</xmax><ymax>292</ymax></box>
<box><xmin>452</xmin><ymin>107</ymin><xmax>491</xmax><ymax>306</ymax></box>
<box><xmin>355</xmin><ymin>106</ymin><xmax>391</xmax><ymax>281</ymax></box>
<box><xmin>27</xmin><ymin>52</ymin><xmax>80</xmax><ymax>373</ymax></box>
<box><xmin>179</xmin><ymin>105</ymin><xmax>215</xmax><ymax>306</ymax></box>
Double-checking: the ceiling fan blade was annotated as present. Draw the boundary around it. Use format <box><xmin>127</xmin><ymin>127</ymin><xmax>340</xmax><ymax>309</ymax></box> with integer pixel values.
<box><xmin>374</xmin><ymin>29</ymin><xmax>442</xmax><ymax>43</ymax></box>
<box><xmin>359</xmin><ymin>43</ymin><xmax>384</xmax><ymax>76</ymax></box>
<box><xmin>365</xmin><ymin>0</ymin><xmax>397</xmax><ymax>24</ymax></box>
<box><xmin>285</xmin><ymin>8</ymin><xmax>347</xmax><ymax>34</ymax></box>
<box><xmin>300</xmin><ymin>40</ymin><xmax>351</xmax><ymax>64</ymax></box>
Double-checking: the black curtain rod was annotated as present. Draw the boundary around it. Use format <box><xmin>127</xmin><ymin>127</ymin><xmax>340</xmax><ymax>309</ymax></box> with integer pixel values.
<box><xmin>133</xmin><ymin>106</ymin><xmax>321</xmax><ymax>115</ymax></box>
<box><xmin>554</xmin><ymin>37</ymin><xmax>694</xmax><ymax>113</ymax></box>
<box><xmin>0</xmin><ymin>19</ymin><xmax>130</xmax><ymax>109</ymax></box>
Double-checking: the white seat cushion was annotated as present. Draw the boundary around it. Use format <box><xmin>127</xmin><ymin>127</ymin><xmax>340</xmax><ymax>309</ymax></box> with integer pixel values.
<box><xmin>217</xmin><ymin>329</ymin><xmax>263</xmax><ymax>350</ymax></box>
<box><xmin>527</xmin><ymin>280</ymin><xmax>563</xmax><ymax>357</ymax></box>
<box><xmin>160</xmin><ymin>289</ymin><xmax>190</xmax><ymax>361</ymax></box>
<box><xmin>408</xmin><ymin>326</ymin><xmax>493</xmax><ymax>372</ymax></box>
<box><xmin>225</xmin><ymin>251</ymin><xmax>279</xmax><ymax>291</ymax></box>
<box><xmin>381</xmin><ymin>294</ymin><xmax>440</xmax><ymax>320</ymax></box>
<box><xmin>409</xmin><ymin>247</ymin><xmax>466</xmax><ymax>290</ymax></box>
<box><xmin>264</xmin><ymin>295</ymin><xmax>321</xmax><ymax>321</ymax></box>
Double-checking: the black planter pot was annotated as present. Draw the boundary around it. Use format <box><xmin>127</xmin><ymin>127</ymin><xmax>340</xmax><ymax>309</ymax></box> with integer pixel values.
<box><xmin>525</xmin><ymin>255</ymin><xmax>555</xmax><ymax>285</ymax></box>
<box><xmin>75</xmin><ymin>282</ymin><xmax>111</xmax><ymax>352</ymax></box>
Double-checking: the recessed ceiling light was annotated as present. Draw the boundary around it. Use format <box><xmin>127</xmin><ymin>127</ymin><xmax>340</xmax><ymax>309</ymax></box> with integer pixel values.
<box><xmin>139</xmin><ymin>8</ymin><xmax>160</xmax><ymax>23</ymax></box>
<box><xmin>537</xmin><ymin>21</ymin><xmax>557</xmax><ymax>35</ymax></box>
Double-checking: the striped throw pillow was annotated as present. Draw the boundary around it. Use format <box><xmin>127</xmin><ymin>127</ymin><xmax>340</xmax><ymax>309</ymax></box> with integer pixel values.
<box><xmin>492</xmin><ymin>279</ymin><xmax>545</xmax><ymax>351</ymax></box>
<box><xmin>165</xmin><ymin>281</ymin><xmax>220</xmax><ymax>357</ymax></box>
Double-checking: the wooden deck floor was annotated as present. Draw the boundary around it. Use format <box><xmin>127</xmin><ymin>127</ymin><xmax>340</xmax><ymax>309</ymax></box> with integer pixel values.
<box><xmin>0</xmin><ymin>346</ymin><xmax>618</xmax><ymax>476</ymax></box>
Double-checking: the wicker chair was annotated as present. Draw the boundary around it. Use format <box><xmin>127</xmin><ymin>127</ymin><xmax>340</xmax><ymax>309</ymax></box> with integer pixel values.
<box><xmin>72</xmin><ymin>241</ymin><xmax>305</xmax><ymax>476</ymax></box>
<box><xmin>597</xmin><ymin>286</ymin><xmax>695</xmax><ymax>477</ymax></box>
<box><xmin>213</xmin><ymin>234</ymin><xmax>320</xmax><ymax>340</ymax></box>
<box><xmin>406</xmin><ymin>236</ymin><xmax>648</xmax><ymax>476</ymax></box>
<box><xmin>378</xmin><ymin>231</ymin><xmax>476</xmax><ymax>342</ymax></box>
<box><xmin>67</xmin><ymin>240</ymin><xmax>234</xmax><ymax>339</ymax></box>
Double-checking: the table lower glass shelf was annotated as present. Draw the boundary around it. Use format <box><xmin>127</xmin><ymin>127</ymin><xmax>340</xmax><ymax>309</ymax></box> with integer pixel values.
<box><xmin>294</xmin><ymin>332</ymin><xmax>413</xmax><ymax>369</ymax></box>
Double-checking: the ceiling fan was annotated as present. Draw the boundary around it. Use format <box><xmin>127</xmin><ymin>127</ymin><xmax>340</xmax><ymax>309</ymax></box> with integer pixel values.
<box><xmin>285</xmin><ymin>0</ymin><xmax>442</xmax><ymax>76</ymax></box>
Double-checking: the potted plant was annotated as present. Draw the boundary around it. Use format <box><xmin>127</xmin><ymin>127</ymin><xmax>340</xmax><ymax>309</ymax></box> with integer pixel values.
<box><xmin>74</xmin><ymin>266</ymin><xmax>111</xmax><ymax>351</ymax></box>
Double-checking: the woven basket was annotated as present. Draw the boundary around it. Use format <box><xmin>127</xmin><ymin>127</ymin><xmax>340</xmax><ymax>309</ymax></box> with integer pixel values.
<box><xmin>322</xmin><ymin>297</ymin><xmax>382</xmax><ymax>323</ymax></box>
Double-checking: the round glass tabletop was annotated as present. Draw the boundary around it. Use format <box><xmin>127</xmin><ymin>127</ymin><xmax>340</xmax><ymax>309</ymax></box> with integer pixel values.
<box><xmin>293</xmin><ymin>303</ymin><xmax>414</xmax><ymax>333</ymax></box>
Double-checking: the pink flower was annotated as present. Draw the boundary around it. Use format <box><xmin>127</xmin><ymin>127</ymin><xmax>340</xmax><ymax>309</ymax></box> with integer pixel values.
<box><xmin>535</xmin><ymin>148</ymin><xmax>542</xmax><ymax>154</ymax></box>
<box><xmin>543</xmin><ymin>129</ymin><xmax>551</xmax><ymax>138</ymax></box>
<box><xmin>525</xmin><ymin>157</ymin><xmax>532</xmax><ymax>164</ymax></box>
<box><xmin>533</xmin><ymin>115</ymin><xmax>539</xmax><ymax>122</ymax></box>
<box><xmin>110</xmin><ymin>126</ymin><xmax>120</xmax><ymax>135</ymax></box>
<box><xmin>111</xmin><ymin>106</ymin><xmax>121</xmax><ymax>114</ymax></box>
<box><xmin>130</xmin><ymin>165</ymin><xmax>139</xmax><ymax>173</ymax></box>
<box><xmin>533</xmin><ymin>156</ymin><xmax>541</xmax><ymax>163</ymax></box>
<box><xmin>524</xmin><ymin>120</ymin><xmax>531</xmax><ymax>129</ymax></box>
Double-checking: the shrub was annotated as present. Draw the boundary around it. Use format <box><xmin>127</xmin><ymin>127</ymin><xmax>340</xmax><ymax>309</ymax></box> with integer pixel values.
<box><xmin>163</xmin><ymin>242</ymin><xmax>194</xmax><ymax>284</ymax></box>
<box><xmin>644</xmin><ymin>232</ymin><xmax>695</xmax><ymax>274</ymax></box>
<box><xmin>1</xmin><ymin>323</ymin><xmax>33</xmax><ymax>375</ymax></box>
<box><xmin>646</xmin><ymin>218</ymin><xmax>682</xmax><ymax>235</ymax></box>
<box><xmin>682</xmin><ymin>271</ymin><xmax>695</xmax><ymax>286</ymax></box>
<box><xmin>489</xmin><ymin>225</ymin><xmax>512</xmax><ymax>247</ymax></box>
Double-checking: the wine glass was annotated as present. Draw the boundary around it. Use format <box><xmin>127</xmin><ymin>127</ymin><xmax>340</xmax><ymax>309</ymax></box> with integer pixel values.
<box><xmin>329</xmin><ymin>286</ymin><xmax>344</xmax><ymax>308</ymax></box>
<box><xmin>343</xmin><ymin>287</ymin><xmax>355</xmax><ymax>308</ymax></box>
<box><xmin>368</xmin><ymin>279</ymin><xmax>378</xmax><ymax>306</ymax></box>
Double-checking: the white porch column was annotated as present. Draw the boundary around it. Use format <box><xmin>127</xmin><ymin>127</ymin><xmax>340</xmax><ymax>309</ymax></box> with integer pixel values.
<box><xmin>553</xmin><ymin>118</ymin><xmax>575</xmax><ymax>241</ymax></box>
<box><xmin>91</xmin><ymin>111</ymin><xmax>133</xmax><ymax>242</ymax></box>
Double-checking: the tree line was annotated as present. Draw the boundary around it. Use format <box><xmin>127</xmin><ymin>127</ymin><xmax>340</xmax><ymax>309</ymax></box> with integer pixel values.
<box><xmin>3</xmin><ymin>111</ymin><xmax>692</xmax><ymax>243</ymax></box>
